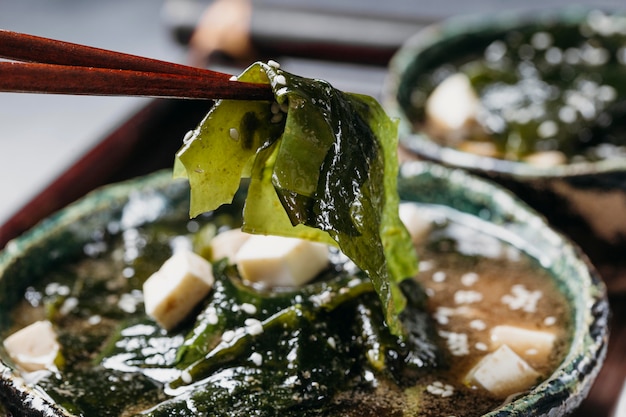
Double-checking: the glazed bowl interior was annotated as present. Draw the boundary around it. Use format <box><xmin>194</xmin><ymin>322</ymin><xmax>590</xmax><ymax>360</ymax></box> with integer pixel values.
<box><xmin>0</xmin><ymin>163</ymin><xmax>608</xmax><ymax>416</ymax></box>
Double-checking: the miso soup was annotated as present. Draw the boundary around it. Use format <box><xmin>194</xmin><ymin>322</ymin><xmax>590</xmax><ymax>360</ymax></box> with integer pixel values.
<box><xmin>0</xmin><ymin>197</ymin><xmax>571</xmax><ymax>417</ymax></box>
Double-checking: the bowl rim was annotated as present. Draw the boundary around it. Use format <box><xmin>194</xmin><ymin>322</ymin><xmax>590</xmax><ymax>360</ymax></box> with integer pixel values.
<box><xmin>383</xmin><ymin>6</ymin><xmax>626</xmax><ymax>180</ymax></box>
<box><xmin>0</xmin><ymin>165</ymin><xmax>610</xmax><ymax>416</ymax></box>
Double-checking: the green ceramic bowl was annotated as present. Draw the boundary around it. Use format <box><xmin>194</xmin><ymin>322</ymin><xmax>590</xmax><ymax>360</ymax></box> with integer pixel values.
<box><xmin>383</xmin><ymin>7</ymin><xmax>626</xmax><ymax>289</ymax></box>
<box><xmin>0</xmin><ymin>163</ymin><xmax>608</xmax><ymax>416</ymax></box>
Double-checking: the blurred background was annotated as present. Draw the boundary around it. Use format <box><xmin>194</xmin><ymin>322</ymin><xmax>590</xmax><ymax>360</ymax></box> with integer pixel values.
<box><xmin>0</xmin><ymin>0</ymin><xmax>624</xmax><ymax>227</ymax></box>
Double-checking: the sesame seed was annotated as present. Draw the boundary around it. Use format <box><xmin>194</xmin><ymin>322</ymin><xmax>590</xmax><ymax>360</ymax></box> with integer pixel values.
<box><xmin>274</xmin><ymin>74</ymin><xmax>287</xmax><ymax>85</ymax></box>
<box><xmin>249</xmin><ymin>352</ymin><xmax>263</xmax><ymax>366</ymax></box>
<box><xmin>245</xmin><ymin>318</ymin><xmax>264</xmax><ymax>336</ymax></box>
<box><xmin>544</xmin><ymin>316</ymin><xmax>557</xmax><ymax>326</ymax></box>
<box><xmin>222</xmin><ymin>330</ymin><xmax>236</xmax><ymax>343</ymax></box>
<box><xmin>327</xmin><ymin>337</ymin><xmax>336</xmax><ymax>349</ymax></box>
<box><xmin>460</xmin><ymin>272</ymin><xmax>479</xmax><ymax>286</ymax></box>
<box><xmin>501</xmin><ymin>284</ymin><xmax>542</xmax><ymax>313</ymax></box>
<box><xmin>240</xmin><ymin>303</ymin><xmax>257</xmax><ymax>315</ymax></box>
<box><xmin>469</xmin><ymin>319</ymin><xmax>487</xmax><ymax>331</ymax></box>
<box><xmin>432</xmin><ymin>271</ymin><xmax>447</xmax><ymax>282</ymax></box>
<box><xmin>426</xmin><ymin>381</ymin><xmax>455</xmax><ymax>397</ymax></box>
<box><xmin>206</xmin><ymin>307</ymin><xmax>219</xmax><ymax>325</ymax></box>
<box><xmin>268</xmin><ymin>60</ymin><xmax>281</xmax><ymax>69</ymax></box>
<box><xmin>439</xmin><ymin>331</ymin><xmax>469</xmax><ymax>356</ymax></box>
<box><xmin>454</xmin><ymin>290</ymin><xmax>483</xmax><ymax>304</ymax></box>
<box><xmin>419</xmin><ymin>260</ymin><xmax>434</xmax><ymax>271</ymax></box>
<box><xmin>183</xmin><ymin>129</ymin><xmax>194</xmax><ymax>144</ymax></box>
<box><xmin>229</xmin><ymin>128</ymin><xmax>239</xmax><ymax>141</ymax></box>
<box><xmin>270</xmin><ymin>102</ymin><xmax>281</xmax><ymax>114</ymax></box>
<box><xmin>229</xmin><ymin>75</ymin><xmax>238</xmax><ymax>81</ymax></box>
<box><xmin>475</xmin><ymin>342</ymin><xmax>488</xmax><ymax>351</ymax></box>
<box><xmin>537</xmin><ymin>120</ymin><xmax>558</xmax><ymax>138</ymax></box>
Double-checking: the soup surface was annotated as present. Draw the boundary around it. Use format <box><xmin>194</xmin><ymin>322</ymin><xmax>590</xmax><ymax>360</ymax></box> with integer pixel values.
<box><xmin>0</xmin><ymin>198</ymin><xmax>571</xmax><ymax>417</ymax></box>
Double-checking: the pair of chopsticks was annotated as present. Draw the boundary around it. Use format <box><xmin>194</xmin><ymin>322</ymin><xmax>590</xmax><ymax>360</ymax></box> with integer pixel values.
<box><xmin>0</xmin><ymin>30</ymin><xmax>273</xmax><ymax>101</ymax></box>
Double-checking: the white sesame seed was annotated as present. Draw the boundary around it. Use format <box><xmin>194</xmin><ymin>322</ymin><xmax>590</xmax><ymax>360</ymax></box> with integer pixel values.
<box><xmin>270</xmin><ymin>102</ymin><xmax>281</xmax><ymax>114</ymax></box>
<box><xmin>240</xmin><ymin>303</ymin><xmax>257</xmax><ymax>315</ymax></box>
<box><xmin>469</xmin><ymin>319</ymin><xmax>487</xmax><ymax>331</ymax></box>
<box><xmin>249</xmin><ymin>352</ymin><xmax>263</xmax><ymax>366</ymax></box>
<box><xmin>88</xmin><ymin>315</ymin><xmax>102</xmax><ymax>326</ymax></box>
<box><xmin>460</xmin><ymin>272</ymin><xmax>479</xmax><ymax>286</ymax></box>
<box><xmin>544</xmin><ymin>316</ymin><xmax>557</xmax><ymax>326</ymax></box>
<box><xmin>537</xmin><ymin>120</ymin><xmax>558</xmax><ymax>138</ymax></box>
<box><xmin>439</xmin><ymin>331</ymin><xmax>469</xmax><ymax>356</ymax></box>
<box><xmin>432</xmin><ymin>271</ymin><xmax>447</xmax><ymax>283</ymax></box>
<box><xmin>245</xmin><ymin>318</ymin><xmax>264</xmax><ymax>336</ymax></box>
<box><xmin>274</xmin><ymin>74</ymin><xmax>287</xmax><ymax>85</ymax></box>
<box><xmin>268</xmin><ymin>59</ymin><xmax>281</xmax><ymax>69</ymax></box>
<box><xmin>454</xmin><ymin>290</ymin><xmax>483</xmax><ymax>304</ymax></box>
<box><xmin>475</xmin><ymin>342</ymin><xmax>488</xmax><ymax>351</ymax></box>
<box><xmin>229</xmin><ymin>128</ymin><xmax>239</xmax><ymax>141</ymax></box>
<box><xmin>206</xmin><ymin>307</ymin><xmax>219</xmax><ymax>325</ymax></box>
<box><xmin>222</xmin><ymin>330</ymin><xmax>236</xmax><ymax>343</ymax></box>
<box><xmin>501</xmin><ymin>285</ymin><xmax>542</xmax><ymax>313</ymax></box>
<box><xmin>183</xmin><ymin>129</ymin><xmax>194</xmax><ymax>144</ymax></box>
<box><xmin>531</xmin><ymin>32</ymin><xmax>553</xmax><ymax>50</ymax></box>
<box><xmin>60</xmin><ymin>297</ymin><xmax>79</xmax><ymax>316</ymax></box>
<box><xmin>229</xmin><ymin>75</ymin><xmax>238</xmax><ymax>81</ymax></box>
<box><xmin>327</xmin><ymin>337</ymin><xmax>336</xmax><ymax>349</ymax></box>
<box><xmin>419</xmin><ymin>260</ymin><xmax>434</xmax><ymax>271</ymax></box>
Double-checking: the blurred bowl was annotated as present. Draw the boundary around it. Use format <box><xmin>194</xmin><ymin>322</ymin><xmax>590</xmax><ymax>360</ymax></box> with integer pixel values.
<box><xmin>384</xmin><ymin>7</ymin><xmax>626</xmax><ymax>291</ymax></box>
<box><xmin>0</xmin><ymin>162</ymin><xmax>608</xmax><ymax>416</ymax></box>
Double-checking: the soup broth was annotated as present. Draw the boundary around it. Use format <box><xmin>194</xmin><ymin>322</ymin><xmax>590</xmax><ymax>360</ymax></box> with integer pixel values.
<box><xmin>0</xmin><ymin>199</ymin><xmax>571</xmax><ymax>416</ymax></box>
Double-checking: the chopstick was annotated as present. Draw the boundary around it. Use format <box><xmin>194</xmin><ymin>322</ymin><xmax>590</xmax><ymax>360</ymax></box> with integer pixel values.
<box><xmin>0</xmin><ymin>30</ymin><xmax>274</xmax><ymax>101</ymax></box>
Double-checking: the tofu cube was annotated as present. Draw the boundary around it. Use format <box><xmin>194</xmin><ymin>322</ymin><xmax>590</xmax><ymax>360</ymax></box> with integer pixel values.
<box><xmin>209</xmin><ymin>228</ymin><xmax>251</xmax><ymax>262</ymax></box>
<box><xmin>143</xmin><ymin>250</ymin><xmax>214</xmax><ymax>331</ymax></box>
<box><xmin>399</xmin><ymin>202</ymin><xmax>432</xmax><ymax>245</ymax></box>
<box><xmin>235</xmin><ymin>235</ymin><xmax>329</xmax><ymax>287</ymax></box>
<box><xmin>490</xmin><ymin>325</ymin><xmax>556</xmax><ymax>361</ymax></box>
<box><xmin>425</xmin><ymin>73</ymin><xmax>480</xmax><ymax>133</ymax></box>
<box><xmin>465</xmin><ymin>344</ymin><xmax>541</xmax><ymax>397</ymax></box>
<box><xmin>3</xmin><ymin>320</ymin><xmax>60</xmax><ymax>372</ymax></box>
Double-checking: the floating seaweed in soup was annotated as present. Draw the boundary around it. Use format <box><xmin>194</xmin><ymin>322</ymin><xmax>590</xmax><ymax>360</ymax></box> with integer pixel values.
<box><xmin>0</xmin><ymin>195</ymin><xmax>571</xmax><ymax>417</ymax></box>
<box><xmin>409</xmin><ymin>10</ymin><xmax>626</xmax><ymax>166</ymax></box>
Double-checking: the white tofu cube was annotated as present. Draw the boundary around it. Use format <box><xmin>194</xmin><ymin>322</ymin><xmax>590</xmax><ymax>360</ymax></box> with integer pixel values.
<box><xmin>465</xmin><ymin>344</ymin><xmax>541</xmax><ymax>397</ymax></box>
<box><xmin>143</xmin><ymin>250</ymin><xmax>214</xmax><ymax>331</ymax></box>
<box><xmin>490</xmin><ymin>325</ymin><xmax>556</xmax><ymax>361</ymax></box>
<box><xmin>235</xmin><ymin>235</ymin><xmax>329</xmax><ymax>287</ymax></box>
<box><xmin>399</xmin><ymin>202</ymin><xmax>431</xmax><ymax>245</ymax></box>
<box><xmin>425</xmin><ymin>73</ymin><xmax>481</xmax><ymax>132</ymax></box>
<box><xmin>3</xmin><ymin>320</ymin><xmax>60</xmax><ymax>372</ymax></box>
<box><xmin>209</xmin><ymin>228</ymin><xmax>251</xmax><ymax>262</ymax></box>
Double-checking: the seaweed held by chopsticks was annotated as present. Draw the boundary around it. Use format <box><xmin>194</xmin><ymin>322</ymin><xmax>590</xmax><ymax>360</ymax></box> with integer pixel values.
<box><xmin>174</xmin><ymin>61</ymin><xmax>418</xmax><ymax>336</ymax></box>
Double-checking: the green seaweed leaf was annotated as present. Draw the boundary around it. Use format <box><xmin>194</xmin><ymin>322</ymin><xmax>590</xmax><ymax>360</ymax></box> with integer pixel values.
<box><xmin>175</xmin><ymin>62</ymin><xmax>418</xmax><ymax>335</ymax></box>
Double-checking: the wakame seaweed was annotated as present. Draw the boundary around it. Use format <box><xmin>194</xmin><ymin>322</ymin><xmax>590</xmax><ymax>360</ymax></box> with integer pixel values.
<box><xmin>87</xmin><ymin>259</ymin><xmax>440</xmax><ymax>417</ymax></box>
<box><xmin>175</xmin><ymin>62</ymin><xmax>418</xmax><ymax>336</ymax></box>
